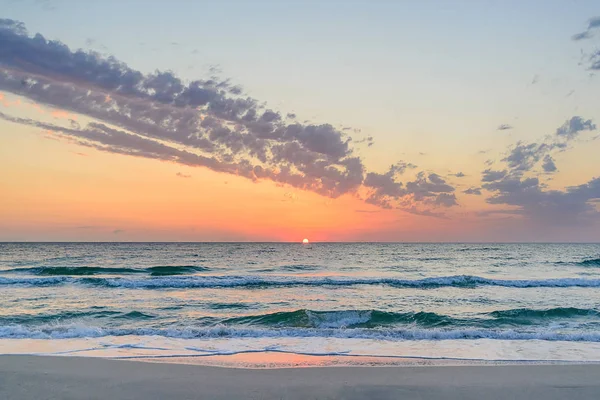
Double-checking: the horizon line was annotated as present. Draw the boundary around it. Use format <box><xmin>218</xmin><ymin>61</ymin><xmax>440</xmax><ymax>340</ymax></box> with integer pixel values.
<box><xmin>1</xmin><ymin>241</ymin><xmax>599</xmax><ymax>245</ymax></box>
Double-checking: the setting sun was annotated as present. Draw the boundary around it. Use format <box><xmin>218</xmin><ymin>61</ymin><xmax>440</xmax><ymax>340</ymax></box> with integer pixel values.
<box><xmin>302</xmin><ymin>238</ymin><xmax>309</xmax><ymax>244</ymax></box>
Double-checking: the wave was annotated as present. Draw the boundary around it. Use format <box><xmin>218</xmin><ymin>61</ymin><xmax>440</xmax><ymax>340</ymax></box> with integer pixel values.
<box><xmin>3</xmin><ymin>323</ymin><xmax>600</xmax><ymax>342</ymax></box>
<box><xmin>577</xmin><ymin>258</ymin><xmax>600</xmax><ymax>267</ymax></box>
<box><xmin>223</xmin><ymin>308</ymin><xmax>600</xmax><ymax>329</ymax></box>
<box><xmin>457</xmin><ymin>247</ymin><xmax>502</xmax><ymax>252</ymax></box>
<box><xmin>223</xmin><ymin>309</ymin><xmax>457</xmax><ymax>329</ymax></box>
<box><xmin>255</xmin><ymin>264</ymin><xmax>323</xmax><ymax>273</ymax></box>
<box><xmin>146</xmin><ymin>266</ymin><xmax>211</xmax><ymax>276</ymax></box>
<box><xmin>3</xmin><ymin>274</ymin><xmax>600</xmax><ymax>289</ymax></box>
<box><xmin>3</xmin><ymin>267</ymin><xmax>141</xmax><ymax>276</ymax></box>
<box><xmin>0</xmin><ymin>309</ymin><xmax>153</xmax><ymax>325</ymax></box>
<box><xmin>115</xmin><ymin>311</ymin><xmax>156</xmax><ymax>319</ymax></box>
<box><xmin>489</xmin><ymin>307</ymin><xmax>600</xmax><ymax>320</ymax></box>
<box><xmin>278</xmin><ymin>264</ymin><xmax>323</xmax><ymax>271</ymax></box>
<box><xmin>3</xmin><ymin>306</ymin><xmax>597</xmax><ymax>330</ymax></box>
<box><xmin>0</xmin><ymin>265</ymin><xmax>210</xmax><ymax>276</ymax></box>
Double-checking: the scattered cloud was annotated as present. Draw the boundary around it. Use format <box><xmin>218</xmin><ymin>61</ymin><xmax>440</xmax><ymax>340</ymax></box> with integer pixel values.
<box><xmin>531</xmin><ymin>74</ymin><xmax>539</xmax><ymax>85</ymax></box>
<box><xmin>451</xmin><ymin>172</ymin><xmax>466</xmax><ymax>178</ymax></box>
<box><xmin>491</xmin><ymin>116</ymin><xmax>596</xmax><ymax>178</ymax></box>
<box><xmin>463</xmin><ymin>187</ymin><xmax>482</xmax><ymax>196</ymax></box>
<box><xmin>502</xmin><ymin>142</ymin><xmax>552</xmax><ymax>172</ymax></box>
<box><xmin>497</xmin><ymin>124</ymin><xmax>513</xmax><ymax>131</ymax></box>
<box><xmin>113</xmin><ymin>229</ymin><xmax>124</xmax><ymax>234</ymax></box>
<box><xmin>572</xmin><ymin>16</ymin><xmax>600</xmax><ymax>41</ymax></box>
<box><xmin>176</xmin><ymin>172</ymin><xmax>191</xmax><ymax>178</ymax></box>
<box><xmin>480</xmin><ymin>117</ymin><xmax>600</xmax><ymax>224</ymax></box>
<box><xmin>363</xmin><ymin>167</ymin><xmax>456</xmax><ymax>214</ymax></box>
<box><xmin>590</xmin><ymin>51</ymin><xmax>600</xmax><ymax>70</ymax></box>
<box><xmin>555</xmin><ymin>116</ymin><xmax>596</xmax><ymax>139</ymax></box>
<box><xmin>353</xmin><ymin>136</ymin><xmax>374</xmax><ymax>147</ymax></box>
<box><xmin>572</xmin><ymin>31</ymin><xmax>592</xmax><ymax>41</ymax></box>
<box><xmin>482</xmin><ymin>169</ymin><xmax>508</xmax><ymax>182</ymax></box>
<box><xmin>541</xmin><ymin>155</ymin><xmax>557</xmax><ymax>173</ymax></box>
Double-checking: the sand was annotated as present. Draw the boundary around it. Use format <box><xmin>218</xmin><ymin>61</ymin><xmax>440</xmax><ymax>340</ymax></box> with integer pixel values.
<box><xmin>1</xmin><ymin>356</ymin><xmax>599</xmax><ymax>399</ymax></box>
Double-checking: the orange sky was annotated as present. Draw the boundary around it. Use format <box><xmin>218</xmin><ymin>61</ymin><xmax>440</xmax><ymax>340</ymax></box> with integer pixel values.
<box><xmin>1</xmin><ymin>10</ymin><xmax>599</xmax><ymax>242</ymax></box>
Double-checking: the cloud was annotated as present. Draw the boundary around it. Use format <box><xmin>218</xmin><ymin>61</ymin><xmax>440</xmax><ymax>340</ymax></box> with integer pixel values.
<box><xmin>531</xmin><ymin>75</ymin><xmax>539</xmax><ymax>85</ymax></box>
<box><xmin>555</xmin><ymin>116</ymin><xmax>596</xmax><ymax>139</ymax></box>
<box><xmin>113</xmin><ymin>229</ymin><xmax>124</xmax><ymax>234</ymax></box>
<box><xmin>591</xmin><ymin>51</ymin><xmax>600</xmax><ymax>70</ymax></box>
<box><xmin>0</xmin><ymin>20</ymin><xmax>456</xmax><ymax>214</ymax></box>
<box><xmin>497</xmin><ymin>124</ymin><xmax>513</xmax><ymax>131</ymax></box>
<box><xmin>572</xmin><ymin>17</ymin><xmax>600</xmax><ymax>69</ymax></box>
<box><xmin>541</xmin><ymin>155</ymin><xmax>557</xmax><ymax>173</ymax></box>
<box><xmin>572</xmin><ymin>16</ymin><xmax>600</xmax><ymax>41</ymax></box>
<box><xmin>353</xmin><ymin>136</ymin><xmax>374</xmax><ymax>147</ymax></box>
<box><xmin>482</xmin><ymin>175</ymin><xmax>600</xmax><ymax>225</ymax></box>
<box><xmin>450</xmin><ymin>172</ymin><xmax>465</xmax><ymax>178</ymax></box>
<box><xmin>463</xmin><ymin>187</ymin><xmax>482</xmax><ymax>195</ymax></box>
<box><xmin>405</xmin><ymin>173</ymin><xmax>456</xmax><ymax>204</ymax></box>
<box><xmin>493</xmin><ymin>116</ymin><xmax>596</xmax><ymax>177</ymax></box>
<box><xmin>433</xmin><ymin>192</ymin><xmax>458</xmax><ymax>207</ymax></box>
<box><xmin>363</xmin><ymin>167</ymin><xmax>456</xmax><ymax>213</ymax></box>
<box><xmin>482</xmin><ymin>169</ymin><xmax>507</xmax><ymax>182</ymax></box>
<box><xmin>176</xmin><ymin>172</ymin><xmax>191</xmax><ymax>178</ymax></box>
<box><xmin>572</xmin><ymin>31</ymin><xmax>592</xmax><ymax>41</ymax></box>
<box><xmin>479</xmin><ymin>117</ymin><xmax>600</xmax><ymax>224</ymax></box>
<box><xmin>502</xmin><ymin>142</ymin><xmax>552</xmax><ymax>172</ymax></box>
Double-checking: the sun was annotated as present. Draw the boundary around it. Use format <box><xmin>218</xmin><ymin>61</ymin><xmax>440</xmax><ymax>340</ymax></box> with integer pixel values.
<box><xmin>302</xmin><ymin>238</ymin><xmax>309</xmax><ymax>244</ymax></box>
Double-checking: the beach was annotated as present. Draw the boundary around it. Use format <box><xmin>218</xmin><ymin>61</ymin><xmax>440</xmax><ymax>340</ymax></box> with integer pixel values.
<box><xmin>1</xmin><ymin>356</ymin><xmax>599</xmax><ymax>399</ymax></box>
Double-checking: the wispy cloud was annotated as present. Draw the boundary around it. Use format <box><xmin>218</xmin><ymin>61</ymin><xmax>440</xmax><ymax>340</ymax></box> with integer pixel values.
<box><xmin>572</xmin><ymin>16</ymin><xmax>600</xmax><ymax>41</ymax></box>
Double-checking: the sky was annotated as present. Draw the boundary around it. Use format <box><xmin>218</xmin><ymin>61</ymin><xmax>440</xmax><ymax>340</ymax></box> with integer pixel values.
<box><xmin>1</xmin><ymin>0</ymin><xmax>599</xmax><ymax>242</ymax></box>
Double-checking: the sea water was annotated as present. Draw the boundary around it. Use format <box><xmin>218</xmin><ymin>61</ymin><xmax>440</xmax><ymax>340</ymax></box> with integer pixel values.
<box><xmin>1</xmin><ymin>243</ymin><xmax>600</xmax><ymax>366</ymax></box>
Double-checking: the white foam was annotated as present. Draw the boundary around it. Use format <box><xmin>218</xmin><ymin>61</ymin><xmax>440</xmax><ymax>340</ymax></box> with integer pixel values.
<box><xmin>2</xmin><ymin>323</ymin><xmax>600</xmax><ymax>342</ymax></box>
<box><xmin>306</xmin><ymin>310</ymin><xmax>373</xmax><ymax>328</ymax></box>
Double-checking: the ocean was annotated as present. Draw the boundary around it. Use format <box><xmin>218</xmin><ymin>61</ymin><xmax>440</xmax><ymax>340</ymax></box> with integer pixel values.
<box><xmin>1</xmin><ymin>242</ymin><xmax>600</xmax><ymax>367</ymax></box>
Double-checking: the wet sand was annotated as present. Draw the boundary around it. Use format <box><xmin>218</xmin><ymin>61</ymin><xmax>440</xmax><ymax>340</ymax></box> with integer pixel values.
<box><xmin>1</xmin><ymin>355</ymin><xmax>599</xmax><ymax>399</ymax></box>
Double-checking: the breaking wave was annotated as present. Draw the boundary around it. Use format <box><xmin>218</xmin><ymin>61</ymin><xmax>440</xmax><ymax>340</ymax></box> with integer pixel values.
<box><xmin>2</xmin><ymin>323</ymin><xmax>600</xmax><ymax>342</ymax></box>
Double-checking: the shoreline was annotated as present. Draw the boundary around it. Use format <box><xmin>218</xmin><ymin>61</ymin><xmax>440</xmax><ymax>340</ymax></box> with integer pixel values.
<box><xmin>4</xmin><ymin>346</ymin><xmax>600</xmax><ymax>369</ymax></box>
<box><xmin>2</xmin><ymin>355</ymin><xmax>600</xmax><ymax>399</ymax></box>
<box><xmin>3</xmin><ymin>351</ymin><xmax>600</xmax><ymax>369</ymax></box>
<box><xmin>109</xmin><ymin>351</ymin><xmax>600</xmax><ymax>369</ymax></box>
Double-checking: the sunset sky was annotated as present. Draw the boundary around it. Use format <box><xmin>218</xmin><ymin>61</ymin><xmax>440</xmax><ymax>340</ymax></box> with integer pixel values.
<box><xmin>1</xmin><ymin>0</ymin><xmax>599</xmax><ymax>242</ymax></box>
